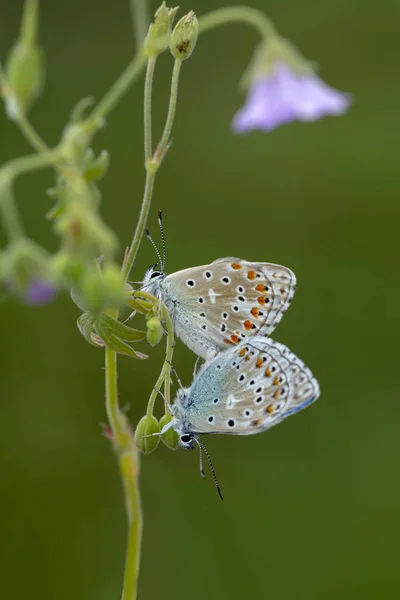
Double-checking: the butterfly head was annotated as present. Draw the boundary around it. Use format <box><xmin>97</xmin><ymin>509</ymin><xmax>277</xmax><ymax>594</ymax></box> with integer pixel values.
<box><xmin>141</xmin><ymin>263</ymin><xmax>165</xmax><ymax>295</ymax></box>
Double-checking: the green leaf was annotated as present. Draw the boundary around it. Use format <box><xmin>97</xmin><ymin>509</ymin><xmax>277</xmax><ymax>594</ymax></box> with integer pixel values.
<box><xmin>95</xmin><ymin>317</ymin><xmax>147</xmax><ymax>359</ymax></box>
<box><xmin>77</xmin><ymin>312</ymin><xmax>103</xmax><ymax>347</ymax></box>
<box><xmin>97</xmin><ymin>313</ymin><xmax>146</xmax><ymax>342</ymax></box>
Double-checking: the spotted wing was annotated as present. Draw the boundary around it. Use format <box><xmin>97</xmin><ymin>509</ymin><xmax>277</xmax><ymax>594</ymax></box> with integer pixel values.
<box><xmin>162</xmin><ymin>258</ymin><xmax>296</xmax><ymax>360</ymax></box>
<box><xmin>183</xmin><ymin>336</ymin><xmax>320</xmax><ymax>435</ymax></box>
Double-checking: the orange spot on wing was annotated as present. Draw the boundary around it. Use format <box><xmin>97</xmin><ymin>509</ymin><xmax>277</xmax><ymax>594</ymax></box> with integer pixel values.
<box><xmin>266</xmin><ymin>405</ymin><xmax>274</xmax><ymax>414</ymax></box>
<box><xmin>239</xmin><ymin>348</ymin><xmax>247</xmax><ymax>357</ymax></box>
<box><xmin>251</xmin><ymin>419</ymin><xmax>261</xmax><ymax>427</ymax></box>
<box><xmin>251</xmin><ymin>307</ymin><xmax>259</xmax><ymax>318</ymax></box>
<box><xmin>265</xmin><ymin>367</ymin><xmax>271</xmax><ymax>377</ymax></box>
<box><xmin>256</xmin><ymin>358</ymin><xmax>263</xmax><ymax>368</ymax></box>
<box><xmin>230</xmin><ymin>334</ymin><xmax>239</xmax><ymax>344</ymax></box>
<box><xmin>257</xmin><ymin>296</ymin><xmax>266</xmax><ymax>306</ymax></box>
<box><xmin>247</xmin><ymin>270</ymin><xmax>256</xmax><ymax>280</ymax></box>
<box><xmin>244</xmin><ymin>319</ymin><xmax>253</xmax><ymax>331</ymax></box>
<box><xmin>273</xmin><ymin>389</ymin><xmax>280</xmax><ymax>399</ymax></box>
<box><xmin>256</xmin><ymin>283</ymin><xmax>266</xmax><ymax>292</ymax></box>
<box><xmin>224</xmin><ymin>339</ymin><xmax>233</xmax><ymax>345</ymax></box>
<box><xmin>231</xmin><ymin>262</ymin><xmax>241</xmax><ymax>270</ymax></box>
<box><xmin>273</xmin><ymin>378</ymin><xmax>279</xmax><ymax>386</ymax></box>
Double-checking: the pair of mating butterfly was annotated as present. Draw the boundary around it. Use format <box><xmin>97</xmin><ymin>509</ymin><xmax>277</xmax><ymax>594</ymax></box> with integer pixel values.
<box><xmin>140</xmin><ymin>213</ymin><xmax>320</xmax><ymax>496</ymax></box>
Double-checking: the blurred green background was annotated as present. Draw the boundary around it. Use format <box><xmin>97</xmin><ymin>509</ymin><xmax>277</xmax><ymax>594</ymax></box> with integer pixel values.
<box><xmin>1</xmin><ymin>0</ymin><xmax>400</xmax><ymax>598</ymax></box>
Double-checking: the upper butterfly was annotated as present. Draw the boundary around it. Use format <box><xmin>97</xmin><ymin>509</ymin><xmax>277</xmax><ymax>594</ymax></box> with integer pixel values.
<box><xmin>141</xmin><ymin>257</ymin><xmax>296</xmax><ymax>360</ymax></box>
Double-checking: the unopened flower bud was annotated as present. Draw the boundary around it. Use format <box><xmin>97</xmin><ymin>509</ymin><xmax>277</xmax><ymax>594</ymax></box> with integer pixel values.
<box><xmin>170</xmin><ymin>11</ymin><xmax>198</xmax><ymax>61</ymax></box>
<box><xmin>144</xmin><ymin>2</ymin><xmax>179</xmax><ymax>57</ymax></box>
<box><xmin>134</xmin><ymin>415</ymin><xmax>161</xmax><ymax>454</ymax></box>
<box><xmin>146</xmin><ymin>315</ymin><xmax>164</xmax><ymax>346</ymax></box>
<box><xmin>5</xmin><ymin>0</ymin><xmax>45</xmax><ymax>117</ymax></box>
<box><xmin>160</xmin><ymin>414</ymin><xmax>179</xmax><ymax>450</ymax></box>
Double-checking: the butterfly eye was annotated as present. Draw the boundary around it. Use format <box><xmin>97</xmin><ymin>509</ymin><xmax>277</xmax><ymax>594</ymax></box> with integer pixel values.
<box><xmin>150</xmin><ymin>271</ymin><xmax>162</xmax><ymax>279</ymax></box>
<box><xmin>180</xmin><ymin>434</ymin><xmax>194</xmax><ymax>448</ymax></box>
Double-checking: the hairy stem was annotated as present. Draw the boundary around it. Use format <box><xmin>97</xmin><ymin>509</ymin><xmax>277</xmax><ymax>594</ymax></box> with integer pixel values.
<box><xmin>198</xmin><ymin>6</ymin><xmax>277</xmax><ymax>40</ymax></box>
<box><xmin>105</xmin><ymin>347</ymin><xmax>142</xmax><ymax>600</ymax></box>
<box><xmin>144</xmin><ymin>57</ymin><xmax>157</xmax><ymax>163</ymax></box>
<box><xmin>122</xmin><ymin>58</ymin><xmax>183</xmax><ymax>282</ymax></box>
<box><xmin>157</xmin><ymin>59</ymin><xmax>182</xmax><ymax>161</ymax></box>
<box><xmin>129</xmin><ymin>296</ymin><xmax>175</xmax><ymax>416</ymax></box>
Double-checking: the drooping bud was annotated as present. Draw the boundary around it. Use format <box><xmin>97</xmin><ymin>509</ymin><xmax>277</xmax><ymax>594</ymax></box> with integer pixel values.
<box><xmin>160</xmin><ymin>414</ymin><xmax>179</xmax><ymax>450</ymax></box>
<box><xmin>146</xmin><ymin>315</ymin><xmax>164</xmax><ymax>346</ymax></box>
<box><xmin>5</xmin><ymin>0</ymin><xmax>45</xmax><ymax>118</ymax></box>
<box><xmin>134</xmin><ymin>415</ymin><xmax>161</xmax><ymax>454</ymax></box>
<box><xmin>143</xmin><ymin>2</ymin><xmax>179</xmax><ymax>57</ymax></box>
<box><xmin>170</xmin><ymin>11</ymin><xmax>198</xmax><ymax>61</ymax></box>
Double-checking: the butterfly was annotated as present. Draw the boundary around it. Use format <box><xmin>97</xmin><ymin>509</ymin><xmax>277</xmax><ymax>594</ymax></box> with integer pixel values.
<box><xmin>140</xmin><ymin>213</ymin><xmax>296</xmax><ymax>360</ymax></box>
<box><xmin>160</xmin><ymin>335</ymin><xmax>319</xmax><ymax>498</ymax></box>
<box><xmin>164</xmin><ymin>335</ymin><xmax>319</xmax><ymax>443</ymax></box>
<box><xmin>141</xmin><ymin>219</ymin><xmax>296</xmax><ymax>359</ymax></box>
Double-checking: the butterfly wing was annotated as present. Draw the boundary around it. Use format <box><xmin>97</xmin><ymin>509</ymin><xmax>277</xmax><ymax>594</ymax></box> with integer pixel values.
<box><xmin>161</xmin><ymin>258</ymin><xmax>296</xmax><ymax>360</ymax></box>
<box><xmin>179</xmin><ymin>336</ymin><xmax>319</xmax><ymax>435</ymax></box>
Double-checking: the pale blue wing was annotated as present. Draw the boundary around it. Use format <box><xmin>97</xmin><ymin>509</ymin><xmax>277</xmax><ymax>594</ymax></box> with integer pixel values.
<box><xmin>178</xmin><ymin>336</ymin><xmax>319</xmax><ymax>435</ymax></box>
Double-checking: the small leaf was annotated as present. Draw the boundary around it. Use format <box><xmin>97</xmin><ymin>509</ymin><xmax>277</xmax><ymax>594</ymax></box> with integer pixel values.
<box><xmin>77</xmin><ymin>312</ymin><xmax>103</xmax><ymax>347</ymax></box>
<box><xmin>95</xmin><ymin>318</ymin><xmax>147</xmax><ymax>359</ymax></box>
<box><xmin>97</xmin><ymin>313</ymin><xmax>146</xmax><ymax>342</ymax></box>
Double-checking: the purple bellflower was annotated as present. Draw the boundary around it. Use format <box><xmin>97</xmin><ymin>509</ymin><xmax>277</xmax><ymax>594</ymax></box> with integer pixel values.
<box><xmin>232</xmin><ymin>35</ymin><xmax>351</xmax><ymax>134</ymax></box>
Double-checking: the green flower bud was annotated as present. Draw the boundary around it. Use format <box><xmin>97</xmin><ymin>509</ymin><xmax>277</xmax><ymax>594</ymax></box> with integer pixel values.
<box><xmin>61</xmin><ymin>122</ymin><xmax>92</xmax><ymax>167</ymax></box>
<box><xmin>5</xmin><ymin>0</ymin><xmax>45</xmax><ymax>117</ymax></box>
<box><xmin>134</xmin><ymin>415</ymin><xmax>161</xmax><ymax>454</ymax></box>
<box><xmin>170</xmin><ymin>11</ymin><xmax>198</xmax><ymax>61</ymax></box>
<box><xmin>144</xmin><ymin>2</ymin><xmax>179</xmax><ymax>57</ymax></box>
<box><xmin>160</xmin><ymin>414</ymin><xmax>179</xmax><ymax>450</ymax></box>
<box><xmin>83</xmin><ymin>149</ymin><xmax>110</xmax><ymax>182</ymax></box>
<box><xmin>146</xmin><ymin>315</ymin><xmax>164</xmax><ymax>346</ymax></box>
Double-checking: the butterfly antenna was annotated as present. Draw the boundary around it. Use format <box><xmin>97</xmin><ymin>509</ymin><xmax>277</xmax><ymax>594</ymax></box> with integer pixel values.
<box><xmin>194</xmin><ymin>438</ymin><xmax>224</xmax><ymax>501</ymax></box>
<box><xmin>157</xmin><ymin>209</ymin><xmax>166</xmax><ymax>271</ymax></box>
<box><xmin>145</xmin><ymin>227</ymin><xmax>163</xmax><ymax>270</ymax></box>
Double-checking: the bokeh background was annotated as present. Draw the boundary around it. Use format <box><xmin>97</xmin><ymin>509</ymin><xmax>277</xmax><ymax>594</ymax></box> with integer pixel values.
<box><xmin>1</xmin><ymin>0</ymin><xmax>400</xmax><ymax>598</ymax></box>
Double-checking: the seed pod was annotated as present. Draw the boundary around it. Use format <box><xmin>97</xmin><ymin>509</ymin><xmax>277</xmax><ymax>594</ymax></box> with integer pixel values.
<box><xmin>160</xmin><ymin>414</ymin><xmax>179</xmax><ymax>450</ymax></box>
<box><xmin>134</xmin><ymin>415</ymin><xmax>161</xmax><ymax>454</ymax></box>
<box><xmin>146</xmin><ymin>315</ymin><xmax>164</xmax><ymax>346</ymax></box>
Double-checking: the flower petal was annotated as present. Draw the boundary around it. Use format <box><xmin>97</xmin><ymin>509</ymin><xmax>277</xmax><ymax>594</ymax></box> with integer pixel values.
<box><xmin>232</xmin><ymin>62</ymin><xmax>351</xmax><ymax>133</ymax></box>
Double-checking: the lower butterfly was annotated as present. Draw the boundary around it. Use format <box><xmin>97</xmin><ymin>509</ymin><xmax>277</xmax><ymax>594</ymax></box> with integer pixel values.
<box><xmin>164</xmin><ymin>335</ymin><xmax>319</xmax><ymax>442</ymax></box>
<box><xmin>161</xmin><ymin>335</ymin><xmax>319</xmax><ymax>498</ymax></box>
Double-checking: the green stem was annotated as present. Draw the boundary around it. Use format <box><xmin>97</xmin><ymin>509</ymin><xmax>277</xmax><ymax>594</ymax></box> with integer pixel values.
<box><xmin>131</xmin><ymin>0</ymin><xmax>150</xmax><ymax>51</ymax></box>
<box><xmin>105</xmin><ymin>347</ymin><xmax>142</xmax><ymax>600</ymax></box>
<box><xmin>21</xmin><ymin>0</ymin><xmax>39</xmax><ymax>47</ymax></box>
<box><xmin>144</xmin><ymin>57</ymin><xmax>157</xmax><ymax>162</ymax></box>
<box><xmin>86</xmin><ymin>53</ymin><xmax>147</xmax><ymax>132</ymax></box>
<box><xmin>0</xmin><ymin>182</ymin><xmax>24</xmax><ymax>240</ymax></box>
<box><xmin>121</xmin><ymin>170</ymin><xmax>155</xmax><ymax>282</ymax></box>
<box><xmin>198</xmin><ymin>6</ymin><xmax>277</xmax><ymax>40</ymax></box>
<box><xmin>156</xmin><ymin>59</ymin><xmax>182</xmax><ymax>161</ymax></box>
<box><xmin>130</xmin><ymin>295</ymin><xmax>174</xmax><ymax>416</ymax></box>
<box><xmin>14</xmin><ymin>111</ymin><xmax>67</xmax><ymax>172</ymax></box>
<box><xmin>0</xmin><ymin>150</ymin><xmax>62</xmax><ymax>241</ymax></box>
